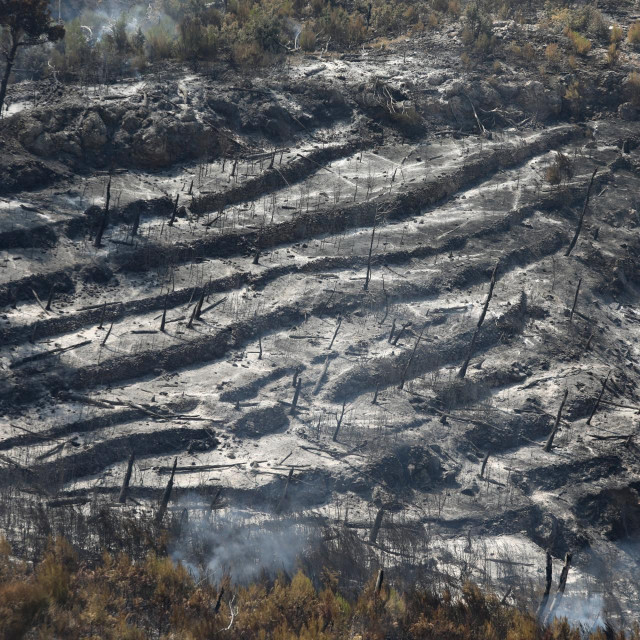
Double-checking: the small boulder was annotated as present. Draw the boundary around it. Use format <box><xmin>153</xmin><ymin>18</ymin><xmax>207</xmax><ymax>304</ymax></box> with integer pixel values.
<box><xmin>81</xmin><ymin>111</ymin><xmax>108</xmax><ymax>150</ymax></box>
<box><xmin>121</xmin><ymin>112</ymin><xmax>143</xmax><ymax>133</ymax></box>
<box><xmin>618</xmin><ymin>102</ymin><xmax>638</xmax><ymax>121</ymax></box>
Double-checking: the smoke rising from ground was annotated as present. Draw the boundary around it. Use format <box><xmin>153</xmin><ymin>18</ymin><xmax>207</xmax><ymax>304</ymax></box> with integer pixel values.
<box><xmin>170</xmin><ymin>505</ymin><xmax>318</xmax><ymax>585</ymax></box>
<box><xmin>62</xmin><ymin>0</ymin><xmax>177</xmax><ymax>42</ymax></box>
<box><xmin>551</xmin><ymin>594</ymin><xmax>605</xmax><ymax>632</ymax></box>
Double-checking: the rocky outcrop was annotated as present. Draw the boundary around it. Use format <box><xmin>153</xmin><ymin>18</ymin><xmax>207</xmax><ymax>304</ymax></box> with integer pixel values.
<box><xmin>14</xmin><ymin>97</ymin><xmax>218</xmax><ymax>169</ymax></box>
<box><xmin>619</xmin><ymin>102</ymin><xmax>638</xmax><ymax>121</ymax></box>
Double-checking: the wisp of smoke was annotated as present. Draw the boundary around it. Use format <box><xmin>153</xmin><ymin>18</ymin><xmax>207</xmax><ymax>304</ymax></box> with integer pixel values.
<box><xmin>171</xmin><ymin>506</ymin><xmax>317</xmax><ymax>585</ymax></box>
<box><xmin>550</xmin><ymin>594</ymin><xmax>605</xmax><ymax>632</ymax></box>
<box><xmin>66</xmin><ymin>0</ymin><xmax>176</xmax><ymax>43</ymax></box>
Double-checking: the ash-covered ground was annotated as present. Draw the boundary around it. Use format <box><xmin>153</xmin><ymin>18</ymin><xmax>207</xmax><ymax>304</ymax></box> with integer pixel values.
<box><xmin>2</xmin><ymin>1</ymin><xmax>640</xmax><ymax>628</ymax></box>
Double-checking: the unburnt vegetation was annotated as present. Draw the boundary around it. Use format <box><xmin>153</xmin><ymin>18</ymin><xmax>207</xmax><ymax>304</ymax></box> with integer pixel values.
<box><xmin>2</xmin><ymin>533</ymin><xmax>639</xmax><ymax>640</ymax></box>
<box><xmin>2</xmin><ymin>0</ymin><xmax>640</xmax><ymax>636</ymax></box>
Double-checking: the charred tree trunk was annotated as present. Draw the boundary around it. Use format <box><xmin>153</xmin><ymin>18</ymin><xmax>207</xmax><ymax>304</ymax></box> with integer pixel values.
<box><xmin>276</xmin><ymin>467</ymin><xmax>294</xmax><ymax>513</ymax></box>
<box><xmin>214</xmin><ymin>587</ymin><xmax>225</xmax><ymax>613</ymax></box>
<box><xmin>0</xmin><ymin>40</ymin><xmax>19</xmax><ymax>117</ymax></box>
<box><xmin>195</xmin><ymin>288</ymin><xmax>206</xmax><ymax>320</ymax></box>
<box><xmin>102</xmin><ymin>320</ymin><xmax>114</xmax><ymax>346</ymax></box>
<box><xmin>363</xmin><ymin>217</ymin><xmax>377</xmax><ymax>291</ymax></box>
<box><xmin>156</xmin><ymin>457</ymin><xmax>177</xmax><ymax>525</ymax></box>
<box><xmin>160</xmin><ymin>294</ymin><xmax>168</xmax><ymax>332</ymax></box>
<box><xmin>388</xmin><ymin>319</ymin><xmax>396</xmax><ymax>343</ymax></box>
<box><xmin>186</xmin><ymin>301</ymin><xmax>198</xmax><ymax>328</ymax></box>
<box><xmin>458</xmin><ymin>262</ymin><xmax>499</xmax><ymax>379</ymax></box>
<box><xmin>544</xmin><ymin>389</ymin><xmax>569</xmax><ymax>452</ymax></box>
<box><xmin>565</xmin><ymin>168</ymin><xmax>597</xmax><ymax>257</ymax></box>
<box><xmin>290</xmin><ymin>377</ymin><xmax>302</xmax><ymax>415</ymax></box>
<box><xmin>569</xmin><ymin>278</ymin><xmax>582</xmax><ymax>323</ymax></box>
<box><xmin>329</xmin><ymin>317</ymin><xmax>342</xmax><ymax>350</ymax></box>
<box><xmin>544</xmin><ymin>553</ymin><xmax>572</xmax><ymax>624</ymax></box>
<box><xmin>168</xmin><ymin>194</ymin><xmax>179</xmax><ymax>227</ymax></box>
<box><xmin>375</xmin><ymin>568</ymin><xmax>384</xmax><ymax>594</ymax></box>
<box><xmin>586</xmin><ymin>371</ymin><xmax>610</xmax><ymax>425</ymax></box>
<box><xmin>118</xmin><ymin>452</ymin><xmax>135</xmax><ymax>504</ymax></box>
<box><xmin>536</xmin><ymin>551</ymin><xmax>553</xmax><ymax>620</ymax></box>
<box><xmin>332</xmin><ymin>401</ymin><xmax>346</xmax><ymax>442</ymax></box>
<box><xmin>399</xmin><ymin>323</ymin><xmax>426</xmax><ymax>390</ymax></box>
<box><xmin>45</xmin><ymin>285</ymin><xmax>55</xmax><ymax>311</ymax></box>
<box><xmin>132</xmin><ymin>211</ymin><xmax>141</xmax><ymax>237</ymax></box>
<box><xmin>480</xmin><ymin>451</ymin><xmax>490</xmax><ymax>478</ymax></box>
<box><xmin>369</xmin><ymin>508</ymin><xmax>385</xmax><ymax>544</ymax></box>
<box><xmin>392</xmin><ymin>322</ymin><xmax>412</xmax><ymax>346</ymax></box>
<box><xmin>98</xmin><ymin>302</ymin><xmax>107</xmax><ymax>330</ymax></box>
<box><xmin>94</xmin><ymin>176</ymin><xmax>111</xmax><ymax>248</ymax></box>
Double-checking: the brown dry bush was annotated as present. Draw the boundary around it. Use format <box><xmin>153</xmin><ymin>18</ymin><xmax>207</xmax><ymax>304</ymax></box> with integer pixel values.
<box><xmin>546</xmin><ymin>152</ymin><xmax>573</xmax><ymax>185</ymax></box>
<box><xmin>545</xmin><ymin>43</ymin><xmax>561</xmax><ymax>66</ymax></box>
<box><xmin>629</xmin><ymin>22</ymin><xmax>640</xmax><ymax>46</ymax></box>
<box><xmin>606</xmin><ymin>43</ymin><xmax>620</xmax><ymax>67</ymax></box>
<box><xmin>610</xmin><ymin>24</ymin><xmax>624</xmax><ymax>44</ymax></box>
<box><xmin>1</xmin><ymin>533</ymin><xmax>640</xmax><ymax>640</ymax></box>
<box><xmin>627</xmin><ymin>72</ymin><xmax>640</xmax><ymax>107</ymax></box>
<box><xmin>566</xmin><ymin>29</ymin><xmax>591</xmax><ymax>56</ymax></box>
<box><xmin>299</xmin><ymin>27</ymin><xmax>316</xmax><ymax>51</ymax></box>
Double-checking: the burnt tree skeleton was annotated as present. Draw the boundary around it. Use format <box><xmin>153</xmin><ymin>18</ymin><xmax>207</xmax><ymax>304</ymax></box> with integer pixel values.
<box><xmin>458</xmin><ymin>262</ymin><xmax>499</xmax><ymax>379</ymax></box>
<box><xmin>543</xmin><ymin>389</ymin><xmax>569</xmax><ymax>452</ymax></box>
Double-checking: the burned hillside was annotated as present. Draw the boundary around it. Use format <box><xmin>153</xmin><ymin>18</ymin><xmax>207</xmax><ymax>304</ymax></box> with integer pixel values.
<box><xmin>2</xmin><ymin>0</ymin><xmax>640</xmax><ymax>632</ymax></box>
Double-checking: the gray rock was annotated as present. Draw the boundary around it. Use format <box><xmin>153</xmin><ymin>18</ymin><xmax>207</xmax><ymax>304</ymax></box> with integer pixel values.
<box><xmin>179</xmin><ymin>108</ymin><xmax>197</xmax><ymax>122</ymax></box>
<box><xmin>619</xmin><ymin>102</ymin><xmax>638</xmax><ymax>121</ymax></box>
<box><xmin>18</xmin><ymin>119</ymin><xmax>44</xmax><ymax>146</ymax></box>
<box><xmin>121</xmin><ymin>112</ymin><xmax>142</xmax><ymax>134</ymax></box>
<box><xmin>518</xmin><ymin>81</ymin><xmax>562</xmax><ymax>121</ymax></box>
<box><xmin>81</xmin><ymin>111</ymin><xmax>108</xmax><ymax>150</ymax></box>
<box><xmin>460</xmin><ymin>481</ymin><xmax>479</xmax><ymax>496</ymax></box>
<box><xmin>30</xmin><ymin>132</ymin><xmax>54</xmax><ymax>156</ymax></box>
<box><xmin>427</xmin><ymin>72</ymin><xmax>448</xmax><ymax>86</ymax></box>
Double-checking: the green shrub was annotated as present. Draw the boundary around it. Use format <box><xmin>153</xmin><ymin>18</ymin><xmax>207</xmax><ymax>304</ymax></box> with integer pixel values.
<box><xmin>146</xmin><ymin>19</ymin><xmax>176</xmax><ymax>61</ymax></box>
<box><xmin>319</xmin><ymin>6</ymin><xmax>366</xmax><ymax>47</ymax></box>
<box><xmin>231</xmin><ymin>40</ymin><xmax>271</xmax><ymax>67</ymax></box>
<box><xmin>177</xmin><ymin>15</ymin><xmax>218</xmax><ymax>61</ymax></box>
<box><xmin>245</xmin><ymin>6</ymin><xmax>284</xmax><ymax>53</ymax></box>
<box><xmin>584</xmin><ymin>6</ymin><xmax>609</xmax><ymax>41</ymax></box>
<box><xmin>448</xmin><ymin>0</ymin><xmax>461</xmax><ymax>17</ymax></box>
<box><xmin>310</xmin><ymin>0</ymin><xmax>325</xmax><ymax>17</ymax></box>
<box><xmin>299</xmin><ymin>27</ymin><xmax>316</xmax><ymax>51</ymax></box>
<box><xmin>110</xmin><ymin>16</ymin><xmax>130</xmax><ymax>55</ymax></box>
<box><xmin>461</xmin><ymin>0</ymin><xmax>494</xmax><ymax>55</ymax></box>
<box><xmin>63</xmin><ymin>19</ymin><xmax>94</xmax><ymax>72</ymax></box>
<box><xmin>131</xmin><ymin>26</ymin><xmax>146</xmax><ymax>54</ymax></box>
